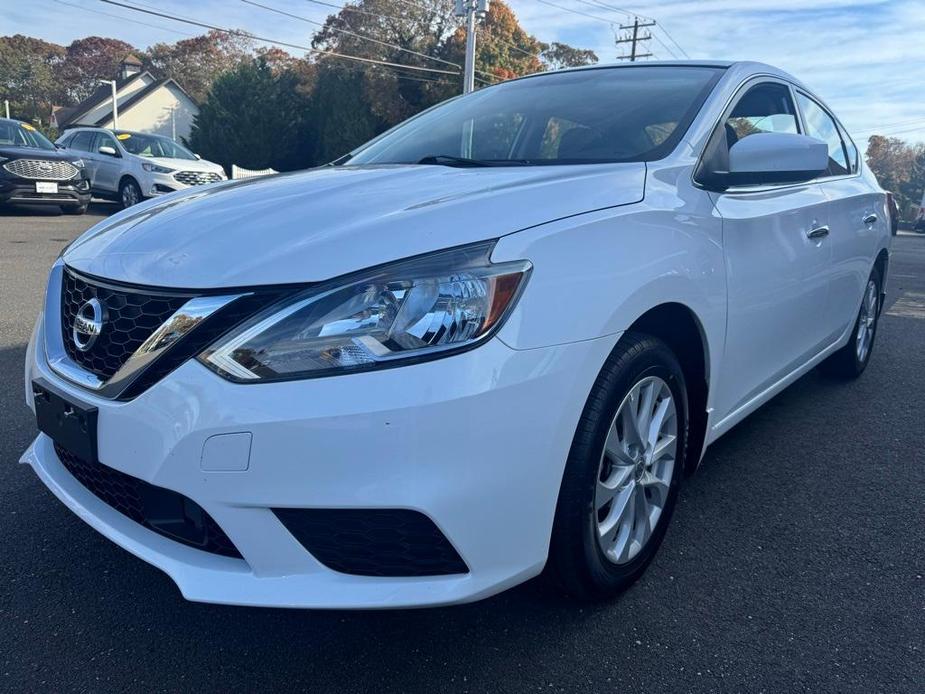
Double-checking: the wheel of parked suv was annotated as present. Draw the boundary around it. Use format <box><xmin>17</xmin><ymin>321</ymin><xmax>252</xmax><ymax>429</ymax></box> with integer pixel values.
<box><xmin>119</xmin><ymin>178</ymin><xmax>142</xmax><ymax>209</ymax></box>
<box><xmin>820</xmin><ymin>266</ymin><xmax>883</xmax><ymax>378</ymax></box>
<box><xmin>547</xmin><ymin>333</ymin><xmax>688</xmax><ymax>600</ymax></box>
<box><xmin>61</xmin><ymin>204</ymin><xmax>87</xmax><ymax>215</ymax></box>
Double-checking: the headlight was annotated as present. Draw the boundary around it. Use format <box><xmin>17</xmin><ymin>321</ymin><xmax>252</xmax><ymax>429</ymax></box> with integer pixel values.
<box><xmin>70</xmin><ymin>159</ymin><xmax>85</xmax><ymax>169</ymax></box>
<box><xmin>143</xmin><ymin>162</ymin><xmax>174</xmax><ymax>173</ymax></box>
<box><xmin>198</xmin><ymin>241</ymin><xmax>531</xmax><ymax>382</ymax></box>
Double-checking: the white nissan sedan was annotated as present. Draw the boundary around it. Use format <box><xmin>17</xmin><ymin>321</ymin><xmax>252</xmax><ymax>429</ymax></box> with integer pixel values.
<box><xmin>22</xmin><ymin>62</ymin><xmax>890</xmax><ymax>609</ymax></box>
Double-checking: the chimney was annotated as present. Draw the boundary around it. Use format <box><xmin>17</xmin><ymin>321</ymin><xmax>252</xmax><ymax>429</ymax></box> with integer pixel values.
<box><xmin>119</xmin><ymin>54</ymin><xmax>143</xmax><ymax>80</ymax></box>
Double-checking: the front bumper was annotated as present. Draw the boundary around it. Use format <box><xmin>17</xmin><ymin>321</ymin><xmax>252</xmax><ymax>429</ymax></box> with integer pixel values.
<box><xmin>0</xmin><ymin>176</ymin><xmax>90</xmax><ymax>206</ymax></box>
<box><xmin>143</xmin><ymin>170</ymin><xmax>225</xmax><ymax>197</ymax></box>
<box><xmin>23</xmin><ymin>308</ymin><xmax>615</xmax><ymax>608</ymax></box>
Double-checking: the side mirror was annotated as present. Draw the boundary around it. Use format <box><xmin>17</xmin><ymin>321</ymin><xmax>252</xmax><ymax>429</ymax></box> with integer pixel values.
<box><xmin>724</xmin><ymin>133</ymin><xmax>829</xmax><ymax>187</ymax></box>
<box><xmin>194</xmin><ymin>153</ymin><xmax>202</xmax><ymax>160</ymax></box>
<box><xmin>98</xmin><ymin>145</ymin><xmax>118</xmax><ymax>157</ymax></box>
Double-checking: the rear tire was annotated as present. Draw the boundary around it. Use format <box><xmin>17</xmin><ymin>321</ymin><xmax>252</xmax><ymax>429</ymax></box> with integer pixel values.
<box><xmin>547</xmin><ymin>333</ymin><xmax>688</xmax><ymax>601</ymax></box>
<box><xmin>819</xmin><ymin>266</ymin><xmax>882</xmax><ymax>379</ymax></box>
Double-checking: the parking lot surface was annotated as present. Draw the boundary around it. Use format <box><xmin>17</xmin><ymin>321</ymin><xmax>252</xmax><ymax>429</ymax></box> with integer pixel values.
<box><xmin>1</xmin><ymin>204</ymin><xmax>923</xmax><ymax>692</ymax></box>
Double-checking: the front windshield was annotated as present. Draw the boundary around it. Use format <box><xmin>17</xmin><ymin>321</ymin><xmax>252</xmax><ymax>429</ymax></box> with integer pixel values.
<box><xmin>348</xmin><ymin>66</ymin><xmax>723</xmax><ymax>166</ymax></box>
<box><xmin>114</xmin><ymin>131</ymin><xmax>197</xmax><ymax>160</ymax></box>
<box><xmin>0</xmin><ymin>120</ymin><xmax>56</xmax><ymax>150</ymax></box>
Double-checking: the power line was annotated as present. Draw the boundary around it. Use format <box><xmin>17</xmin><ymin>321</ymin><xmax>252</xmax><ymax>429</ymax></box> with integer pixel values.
<box><xmin>571</xmin><ymin>0</ymin><xmax>689</xmax><ymax>59</ymax></box>
<box><xmin>97</xmin><ymin>0</ymin><xmax>461</xmax><ymax>76</ymax></box>
<box><xmin>240</xmin><ymin>0</ymin><xmax>460</xmax><ymax>69</ymax></box>
<box><xmin>536</xmin><ymin>0</ymin><xmax>616</xmax><ymax>25</ymax></box>
<box><xmin>51</xmin><ymin>0</ymin><xmax>197</xmax><ymax>37</ymax></box>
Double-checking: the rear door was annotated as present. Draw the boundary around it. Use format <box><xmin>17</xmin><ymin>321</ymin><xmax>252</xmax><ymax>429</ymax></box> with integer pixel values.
<box><xmin>709</xmin><ymin>79</ymin><xmax>834</xmax><ymax>421</ymax></box>
<box><xmin>795</xmin><ymin>91</ymin><xmax>887</xmax><ymax>340</ymax></box>
<box><xmin>66</xmin><ymin>131</ymin><xmax>100</xmax><ymax>186</ymax></box>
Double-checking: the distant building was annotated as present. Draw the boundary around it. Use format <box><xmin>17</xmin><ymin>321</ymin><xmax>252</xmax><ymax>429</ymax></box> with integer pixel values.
<box><xmin>52</xmin><ymin>55</ymin><xmax>198</xmax><ymax>142</ymax></box>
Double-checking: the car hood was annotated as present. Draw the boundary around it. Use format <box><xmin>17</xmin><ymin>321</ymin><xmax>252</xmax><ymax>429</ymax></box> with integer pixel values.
<box><xmin>0</xmin><ymin>145</ymin><xmax>80</xmax><ymax>162</ymax></box>
<box><xmin>63</xmin><ymin>163</ymin><xmax>646</xmax><ymax>289</ymax></box>
<box><xmin>143</xmin><ymin>156</ymin><xmax>223</xmax><ymax>172</ymax></box>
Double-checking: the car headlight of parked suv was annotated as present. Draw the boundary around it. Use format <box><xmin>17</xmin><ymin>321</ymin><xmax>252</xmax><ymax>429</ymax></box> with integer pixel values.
<box><xmin>142</xmin><ymin>162</ymin><xmax>175</xmax><ymax>173</ymax></box>
<box><xmin>70</xmin><ymin>158</ymin><xmax>85</xmax><ymax>169</ymax></box>
<box><xmin>199</xmin><ymin>241</ymin><xmax>532</xmax><ymax>382</ymax></box>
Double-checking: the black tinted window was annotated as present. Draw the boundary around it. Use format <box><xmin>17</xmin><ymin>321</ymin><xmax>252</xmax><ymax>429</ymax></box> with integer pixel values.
<box><xmin>796</xmin><ymin>93</ymin><xmax>849</xmax><ymax>176</ymax></box>
<box><xmin>348</xmin><ymin>66</ymin><xmax>723</xmax><ymax>165</ymax></box>
<box><xmin>725</xmin><ymin>82</ymin><xmax>799</xmax><ymax>150</ymax></box>
<box><xmin>69</xmin><ymin>131</ymin><xmax>95</xmax><ymax>152</ymax></box>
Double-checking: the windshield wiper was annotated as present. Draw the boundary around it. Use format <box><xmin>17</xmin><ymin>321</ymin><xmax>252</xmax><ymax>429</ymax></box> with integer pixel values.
<box><xmin>416</xmin><ymin>154</ymin><xmax>530</xmax><ymax>168</ymax></box>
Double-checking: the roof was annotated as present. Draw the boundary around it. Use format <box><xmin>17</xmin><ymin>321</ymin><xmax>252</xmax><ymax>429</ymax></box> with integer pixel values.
<box><xmin>92</xmin><ymin>78</ymin><xmax>196</xmax><ymax>127</ymax></box>
<box><xmin>57</xmin><ymin>72</ymin><xmax>146</xmax><ymax>128</ymax></box>
<box><xmin>121</xmin><ymin>53</ymin><xmax>143</xmax><ymax>66</ymax></box>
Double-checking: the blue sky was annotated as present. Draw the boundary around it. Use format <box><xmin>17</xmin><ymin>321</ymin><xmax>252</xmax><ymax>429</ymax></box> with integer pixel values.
<box><xmin>5</xmin><ymin>0</ymin><xmax>924</xmax><ymax>144</ymax></box>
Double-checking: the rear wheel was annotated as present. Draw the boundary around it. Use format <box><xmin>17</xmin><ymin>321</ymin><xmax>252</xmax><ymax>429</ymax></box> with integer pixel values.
<box><xmin>547</xmin><ymin>333</ymin><xmax>688</xmax><ymax>600</ymax></box>
<box><xmin>119</xmin><ymin>178</ymin><xmax>142</xmax><ymax>209</ymax></box>
<box><xmin>820</xmin><ymin>266</ymin><xmax>882</xmax><ymax>379</ymax></box>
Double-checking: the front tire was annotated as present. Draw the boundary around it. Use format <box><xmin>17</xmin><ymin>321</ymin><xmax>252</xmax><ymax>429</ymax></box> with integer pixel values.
<box><xmin>819</xmin><ymin>266</ymin><xmax>882</xmax><ymax>379</ymax></box>
<box><xmin>547</xmin><ymin>333</ymin><xmax>688</xmax><ymax>601</ymax></box>
<box><xmin>119</xmin><ymin>178</ymin><xmax>142</xmax><ymax>209</ymax></box>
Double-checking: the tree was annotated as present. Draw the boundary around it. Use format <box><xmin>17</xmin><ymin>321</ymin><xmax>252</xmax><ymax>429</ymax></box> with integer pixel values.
<box><xmin>188</xmin><ymin>57</ymin><xmax>311</xmax><ymax>171</ymax></box>
<box><xmin>540</xmin><ymin>42</ymin><xmax>598</xmax><ymax>71</ymax></box>
<box><xmin>62</xmin><ymin>36</ymin><xmax>138</xmax><ymax>101</ymax></box>
<box><xmin>866</xmin><ymin>135</ymin><xmax>925</xmax><ymax>218</ymax></box>
<box><xmin>146</xmin><ymin>30</ymin><xmax>252</xmax><ymax>103</ymax></box>
<box><xmin>0</xmin><ymin>35</ymin><xmax>66</xmax><ymax>123</ymax></box>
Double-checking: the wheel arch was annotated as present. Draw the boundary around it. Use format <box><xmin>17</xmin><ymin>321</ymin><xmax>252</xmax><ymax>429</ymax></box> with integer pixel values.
<box><xmin>874</xmin><ymin>247</ymin><xmax>889</xmax><ymax>313</ymax></box>
<box><xmin>623</xmin><ymin>302</ymin><xmax>711</xmax><ymax>474</ymax></box>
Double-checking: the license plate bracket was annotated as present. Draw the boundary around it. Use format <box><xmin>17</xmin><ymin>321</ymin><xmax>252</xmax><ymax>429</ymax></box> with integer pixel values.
<box><xmin>32</xmin><ymin>379</ymin><xmax>98</xmax><ymax>462</ymax></box>
<box><xmin>36</xmin><ymin>181</ymin><xmax>58</xmax><ymax>194</ymax></box>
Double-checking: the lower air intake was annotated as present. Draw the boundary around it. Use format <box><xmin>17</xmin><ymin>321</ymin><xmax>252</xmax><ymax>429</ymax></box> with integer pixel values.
<box><xmin>54</xmin><ymin>443</ymin><xmax>241</xmax><ymax>559</ymax></box>
<box><xmin>273</xmin><ymin>508</ymin><xmax>469</xmax><ymax>577</ymax></box>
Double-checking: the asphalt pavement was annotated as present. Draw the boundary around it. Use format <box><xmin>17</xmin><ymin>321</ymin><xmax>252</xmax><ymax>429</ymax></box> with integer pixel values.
<box><xmin>1</xmin><ymin>202</ymin><xmax>923</xmax><ymax>693</ymax></box>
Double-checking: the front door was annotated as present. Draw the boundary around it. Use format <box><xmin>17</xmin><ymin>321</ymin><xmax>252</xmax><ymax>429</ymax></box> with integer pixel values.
<box><xmin>709</xmin><ymin>80</ymin><xmax>834</xmax><ymax>422</ymax></box>
<box><xmin>92</xmin><ymin>132</ymin><xmax>123</xmax><ymax>194</ymax></box>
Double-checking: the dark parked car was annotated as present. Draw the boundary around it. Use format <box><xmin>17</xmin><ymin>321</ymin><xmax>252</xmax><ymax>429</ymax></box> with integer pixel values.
<box><xmin>0</xmin><ymin>118</ymin><xmax>91</xmax><ymax>214</ymax></box>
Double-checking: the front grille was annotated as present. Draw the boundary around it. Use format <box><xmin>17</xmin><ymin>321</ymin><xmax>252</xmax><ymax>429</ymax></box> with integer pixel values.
<box><xmin>273</xmin><ymin>508</ymin><xmax>469</xmax><ymax>577</ymax></box>
<box><xmin>54</xmin><ymin>443</ymin><xmax>241</xmax><ymax>558</ymax></box>
<box><xmin>4</xmin><ymin>158</ymin><xmax>78</xmax><ymax>181</ymax></box>
<box><xmin>61</xmin><ymin>270</ymin><xmax>189</xmax><ymax>379</ymax></box>
<box><xmin>174</xmin><ymin>171</ymin><xmax>222</xmax><ymax>186</ymax></box>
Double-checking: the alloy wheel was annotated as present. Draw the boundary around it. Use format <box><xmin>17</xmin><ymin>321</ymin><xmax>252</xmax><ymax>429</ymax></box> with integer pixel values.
<box><xmin>122</xmin><ymin>183</ymin><xmax>139</xmax><ymax>207</ymax></box>
<box><xmin>594</xmin><ymin>375</ymin><xmax>677</xmax><ymax>565</ymax></box>
<box><xmin>855</xmin><ymin>279</ymin><xmax>878</xmax><ymax>363</ymax></box>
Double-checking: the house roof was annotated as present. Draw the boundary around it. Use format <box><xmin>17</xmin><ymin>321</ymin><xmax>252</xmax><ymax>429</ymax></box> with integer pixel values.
<box><xmin>122</xmin><ymin>53</ymin><xmax>143</xmax><ymax>66</ymax></box>
<box><xmin>58</xmin><ymin>72</ymin><xmax>147</xmax><ymax>128</ymax></box>
<box><xmin>92</xmin><ymin>78</ymin><xmax>196</xmax><ymax>126</ymax></box>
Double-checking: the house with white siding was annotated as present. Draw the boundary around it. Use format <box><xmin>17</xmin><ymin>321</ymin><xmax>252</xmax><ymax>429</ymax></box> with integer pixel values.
<box><xmin>53</xmin><ymin>55</ymin><xmax>198</xmax><ymax>142</ymax></box>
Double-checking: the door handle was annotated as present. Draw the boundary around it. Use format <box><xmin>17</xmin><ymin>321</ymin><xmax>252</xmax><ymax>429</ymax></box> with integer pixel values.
<box><xmin>807</xmin><ymin>225</ymin><xmax>830</xmax><ymax>240</ymax></box>
<box><xmin>863</xmin><ymin>214</ymin><xmax>878</xmax><ymax>225</ymax></box>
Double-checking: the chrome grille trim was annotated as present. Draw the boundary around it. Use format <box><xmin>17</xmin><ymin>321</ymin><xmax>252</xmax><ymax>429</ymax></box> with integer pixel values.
<box><xmin>174</xmin><ymin>171</ymin><xmax>223</xmax><ymax>186</ymax></box>
<box><xmin>43</xmin><ymin>262</ymin><xmax>245</xmax><ymax>399</ymax></box>
<box><xmin>4</xmin><ymin>159</ymin><xmax>79</xmax><ymax>181</ymax></box>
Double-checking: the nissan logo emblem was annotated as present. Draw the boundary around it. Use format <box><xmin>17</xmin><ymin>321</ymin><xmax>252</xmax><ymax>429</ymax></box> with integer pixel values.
<box><xmin>72</xmin><ymin>298</ymin><xmax>104</xmax><ymax>352</ymax></box>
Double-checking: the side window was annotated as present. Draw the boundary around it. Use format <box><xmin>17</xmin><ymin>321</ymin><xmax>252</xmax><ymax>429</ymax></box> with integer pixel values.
<box><xmin>69</xmin><ymin>131</ymin><xmax>94</xmax><ymax>152</ymax></box>
<box><xmin>795</xmin><ymin>93</ymin><xmax>850</xmax><ymax>176</ymax></box>
<box><xmin>837</xmin><ymin>122</ymin><xmax>859</xmax><ymax>174</ymax></box>
<box><xmin>97</xmin><ymin>133</ymin><xmax>119</xmax><ymax>153</ymax></box>
<box><xmin>725</xmin><ymin>82</ymin><xmax>800</xmax><ymax>150</ymax></box>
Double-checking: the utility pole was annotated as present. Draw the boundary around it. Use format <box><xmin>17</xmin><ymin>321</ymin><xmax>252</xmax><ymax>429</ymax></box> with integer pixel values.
<box><xmin>455</xmin><ymin>0</ymin><xmax>489</xmax><ymax>94</ymax></box>
<box><xmin>615</xmin><ymin>17</ymin><xmax>656</xmax><ymax>61</ymax></box>
<box><xmin>100</xmin><ymin>79</ymin><xmax>119</xmax><ymax>128</ymax></box>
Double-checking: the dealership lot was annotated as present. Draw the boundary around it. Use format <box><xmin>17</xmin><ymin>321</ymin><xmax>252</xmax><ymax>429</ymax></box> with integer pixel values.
<box><xmin>1</xmin><ymin>205</ymin><xmax>923</xmax><ymax>692</ymax></box>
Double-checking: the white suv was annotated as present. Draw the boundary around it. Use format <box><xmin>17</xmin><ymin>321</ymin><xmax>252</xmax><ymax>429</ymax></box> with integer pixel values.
<box><xmin>55</xmin><ymin>128</ymin><xmax>226</xmax><ymax>208</ymax></box>
<box><xmin>25</xmin><ymin>62</ymin><xmax>890</xmax><ymax>609</ymax></box>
